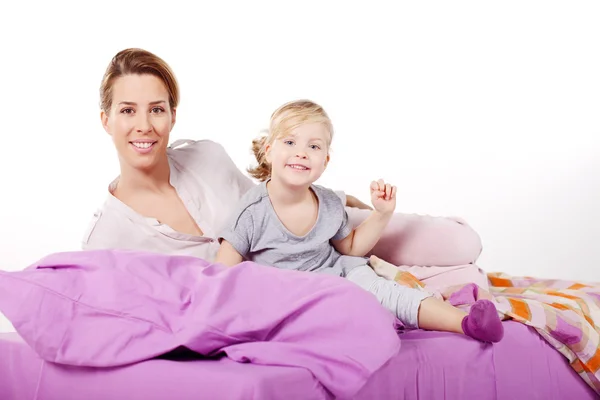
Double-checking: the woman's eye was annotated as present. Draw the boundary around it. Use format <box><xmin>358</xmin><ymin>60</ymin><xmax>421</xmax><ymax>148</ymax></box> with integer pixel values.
<box><xmin>151</xmin><ymin>107</ymin><xmax>164</xmax><ymax>114</ymax></box>
<box><xmin>120</xmin><ymin>108</ymin><xmax>134</xmax><ymax>114</ymax></box>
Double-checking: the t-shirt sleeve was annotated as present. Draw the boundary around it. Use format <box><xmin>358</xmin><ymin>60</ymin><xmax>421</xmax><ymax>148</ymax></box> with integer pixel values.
<box><xmin>333</xmin><ymin>189</ymin><xmax>347</xmax><ymax>206</ymax></box>
<box><xmin>218</xmin><ymin>208</ymin><xmax>254</xmax><ymax>257</ymax></box>
<box><xmin>320</xmin><ymin>187</ymin><xmax>352</xmax><ymax>241</ymax></box>
<box><xmin>332</xmin><ymin>207</ymin><xmax>353</xmax><ymax>241</ymax></box>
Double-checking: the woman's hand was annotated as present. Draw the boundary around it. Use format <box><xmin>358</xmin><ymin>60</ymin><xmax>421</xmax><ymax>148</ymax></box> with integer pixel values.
<box><xmin>370</xmin><ymin>179</ymin><xmax>397</xmax><ymax>215</ymax></box>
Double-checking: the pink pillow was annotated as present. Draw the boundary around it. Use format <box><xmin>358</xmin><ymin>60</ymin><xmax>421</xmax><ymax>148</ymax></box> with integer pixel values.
<box><xmin>346</xmin><ymin>208</ymin><xmax>482</xmax><ymax>267</ymax></box>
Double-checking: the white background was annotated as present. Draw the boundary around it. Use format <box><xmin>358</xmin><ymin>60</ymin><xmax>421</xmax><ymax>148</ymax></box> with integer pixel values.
<box><xmin>0</xmin><ymin>1</ymin><xmax>598</xmax><ymax>285</ymax></box>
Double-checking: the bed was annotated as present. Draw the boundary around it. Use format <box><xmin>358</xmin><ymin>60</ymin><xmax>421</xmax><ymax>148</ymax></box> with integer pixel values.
<box><xmin>1</xmin><ymin>321</ymin><xmax>595</xmax><ymax>399</ymax></box>
<box><xmin>0</xmin><ymin>331</ymin><xmax>326</xmax><ymax>400</ymax></box>
<box><xmin>1</xmin><ymin>212</ymin><xmax>598</xmax><ymax>399</ymax></box>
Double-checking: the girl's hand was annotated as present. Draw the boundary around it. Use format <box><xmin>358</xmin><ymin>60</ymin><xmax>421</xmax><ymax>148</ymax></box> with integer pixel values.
<box><xmin>370</xmin><ymin>179</ymin><xmax>397</xmax><ymax>215</ymax></box>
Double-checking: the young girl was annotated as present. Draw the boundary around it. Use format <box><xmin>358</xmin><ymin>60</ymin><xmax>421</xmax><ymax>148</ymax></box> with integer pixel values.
<box><xmin>215</xmin><ymin>100</ymin><xmax>503</xmax><ymax>343</ymax></box>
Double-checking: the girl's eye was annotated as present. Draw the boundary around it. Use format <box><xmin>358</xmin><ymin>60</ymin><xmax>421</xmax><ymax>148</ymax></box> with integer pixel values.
<box><xmin>310</xmin><ymin>144</ymin><xmax>321</xmax><ymax>150</ymax></box>
<box><xmin>284</xmin><ymin>140</ymin><xmax>294</xmax><ymax>146</ymax></box>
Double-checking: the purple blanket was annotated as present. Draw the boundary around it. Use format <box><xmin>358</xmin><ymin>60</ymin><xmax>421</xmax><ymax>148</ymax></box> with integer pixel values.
<box><xmin>0</xmin><ymin>250</ymin><xmax>400</xmax><ymax>399</ymax></box>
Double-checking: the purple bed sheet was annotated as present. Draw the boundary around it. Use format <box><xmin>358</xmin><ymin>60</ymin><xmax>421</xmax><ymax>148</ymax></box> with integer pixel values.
<box><xmin>1</xmin><ymin>321</ymin><xmax>595</xmax><ymax>400</ymax></box>
<box><xmin>0</xmin><ymin>332</ymin><xmax>327</xmax><ymax>400</ymax></box>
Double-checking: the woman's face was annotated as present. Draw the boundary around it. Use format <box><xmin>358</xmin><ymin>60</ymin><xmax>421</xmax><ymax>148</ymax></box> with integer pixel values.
<box><xmin>101</xmin><ymin>74</ymin><xmax>176</xmax><ymax>172</ymax></box>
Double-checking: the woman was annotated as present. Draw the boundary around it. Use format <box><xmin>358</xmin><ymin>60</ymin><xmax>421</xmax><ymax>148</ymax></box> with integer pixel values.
<box><xmin>82</xmin><ymin>48</ymin><xmax>371</xmax><ymax>259</ymax></box>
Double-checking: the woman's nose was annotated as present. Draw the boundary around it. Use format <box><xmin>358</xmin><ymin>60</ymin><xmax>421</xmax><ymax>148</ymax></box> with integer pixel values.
<box><xmin>136</xmin><ymin>114</ymin><xmax>152</xmax><ymax>133</ymax></box>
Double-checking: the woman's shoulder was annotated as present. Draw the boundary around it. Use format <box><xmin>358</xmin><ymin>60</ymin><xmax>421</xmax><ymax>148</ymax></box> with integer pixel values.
<box><xmin>167</xmin><ymin>138</ymin><xmax>256</xmax><ymax>195</ymax></box>
<box><xmin>168</xmin><ymin>138</ymin><xmax>226</xmax><ymax>152</ymax></box>
<box><xmin>167</xmin><ymin>139</ymin><xmax>229</xmax><ymax>165</ymax></box>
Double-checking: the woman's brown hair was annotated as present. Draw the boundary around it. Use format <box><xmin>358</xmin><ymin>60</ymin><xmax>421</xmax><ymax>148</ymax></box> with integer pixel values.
<box><xmin>99</xmin><ymin>48</ymin><xmax>180</xmax><ymax>113</ymax></box>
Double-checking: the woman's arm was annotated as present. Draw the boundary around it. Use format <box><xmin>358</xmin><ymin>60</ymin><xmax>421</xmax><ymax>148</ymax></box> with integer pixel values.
<box><xmin>215</xmin><ymin>240</ymin><xmax>244</xmax><ymax>267</ymax></box>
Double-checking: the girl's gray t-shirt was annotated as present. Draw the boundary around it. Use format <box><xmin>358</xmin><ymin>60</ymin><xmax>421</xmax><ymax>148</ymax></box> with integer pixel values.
<box><xmin>218</xmin><ymin>181</ymin><xmax>367</xmax><ymax>276</ymax></box>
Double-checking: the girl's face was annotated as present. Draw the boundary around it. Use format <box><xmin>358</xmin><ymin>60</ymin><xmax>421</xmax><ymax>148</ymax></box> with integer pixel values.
<box><xmin>101</xmin><ymin>74</ymin><xmax>176</xmax><ymax>173</ymax></box>
<box><xmin>265</xmin><ymin>122</ymin><xmax>331</xmax><ymax>188</ymax></box>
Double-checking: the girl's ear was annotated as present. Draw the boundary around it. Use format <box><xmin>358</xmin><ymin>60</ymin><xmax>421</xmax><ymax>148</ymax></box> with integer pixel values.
<box><xmin>265</xmin><ymin>143</ymin><xmax>272</xmax><ymax>164</ymax></box>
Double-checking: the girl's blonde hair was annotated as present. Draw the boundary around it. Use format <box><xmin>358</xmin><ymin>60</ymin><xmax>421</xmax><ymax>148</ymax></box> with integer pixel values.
<box><xmin>248</xmin><ymin>100</ymin><xmax>333</xmax><ymax>181</ymax></box>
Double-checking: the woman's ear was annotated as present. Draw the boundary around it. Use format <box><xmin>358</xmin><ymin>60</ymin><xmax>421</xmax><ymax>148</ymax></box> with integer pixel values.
<box><xmin>100</xmin><ymin>110</ymin><xmax>111</xmax><ymax>135</ymax></box>
<box><xmin>171</xmin><ymin>108</ymin><xmax>177</xmax><ymax>126</ymax></box>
